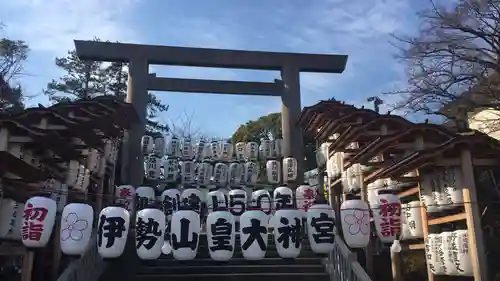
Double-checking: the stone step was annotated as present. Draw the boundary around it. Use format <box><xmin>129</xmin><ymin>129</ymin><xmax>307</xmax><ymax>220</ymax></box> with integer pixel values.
<box><xmin>155</xmin><ymin>248</ymin><xmax>322</xmax><ymax>259</ymax></box>
<box><xmin>141</xmin><ymin>257</ymin><xmax>324</xmax><ymax>267</ymax></box>
<box><xmin>137</xmin><ymin>264</ymin><xmax>325</xmax><ymax>274</ymax></box>
<box><xmin>134</xmin><ymin>272</ymin><xmax>330</xmax><ymax>281</ymax></box>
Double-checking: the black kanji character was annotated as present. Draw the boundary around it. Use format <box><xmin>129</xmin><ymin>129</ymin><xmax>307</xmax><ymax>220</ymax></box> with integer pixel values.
<box><xmin>171</xmin><ymin>218</ymin><xmax>198</xmax><ymax>250</ymax></box>
<box><xmin>97</xmin><ymin>215</ymin><xmax>126</xmax><ymax>248</ymax></box>
<box><xmin>310</xmin><ymin>213</ymin><xmax>335</xmax><ymax>244</ymax></box>
<box><xmin>181</xmin><ymin>194</ymin><xmax>201</xmax><ymax>213</ymax></box>
<box><xmin>136</xmin><ymin>217</ymin><xmax>163</xmax><ymax>250</ymax></box>
<box><xmin>162</xmin><ymin>195</ymin><xmax>179</xmax><ymax>217</ymax></box>
<box><xmin>277</xmin><ymin>216</ymin><xmax>302</xmax><ymax>249</ymax></box>
<box><xmin>135</xmin><ymin>194</ymin><xmax>149</xmax><ymax>211</ymax></box>
<box><xmin>275</xmin><ymin>193</ymin><xmax>293</xmax><ymax>210</ymax></box>
<box><xmin>209</xmin><ymin>218</ymin><xmax>233</xmax><ymax>252</ymax></box>
<box><xmin>255</xmin><ymin>194</ymin><xmax>272</xmax><ymax>215</ymax></box>
<box><xmin>229</xmin><ymin>194</ymin><xmax>246</xmax><ymax>216</ymax></box>
<box><xmin>241</xmin><ymin>218</ymin><xmax>267</xmax><ymax>251</ymax></box>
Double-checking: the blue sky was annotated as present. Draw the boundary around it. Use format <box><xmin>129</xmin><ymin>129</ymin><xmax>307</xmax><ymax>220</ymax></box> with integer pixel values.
<box><xmin>1</xmin><ymin>0</ymin><xmax>428</xmax><ymax>137</ymax></box>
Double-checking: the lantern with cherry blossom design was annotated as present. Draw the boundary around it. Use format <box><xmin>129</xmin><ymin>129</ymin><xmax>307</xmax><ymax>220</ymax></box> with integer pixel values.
<box><xmin>251</xmin><ymin>189</ymin><xmax>272</xmax><ymax>216</ymax></box>
<box><xmin>259</xmin><ymin>140</ymin><xmax>273</xmax><ymax>160</ymax></box>
<box><xmin>244</xmin><ymin>161</ymin><xmax>259</xmax><ymax>185</ymax></box>
<box><xmin>265</xmin><ymin>160</ymin><xmax>281</xmax><ymax>184</ymax></box>
<box><xmin>213</xmin><ymin>163</ymin><xmax>229</xmax><ymax>186</ymax></box>
<box><xmin>245</xmin><ymin>142</ymin><xmax>259</xmax><ymax>160</ymax></box>
<box><xmin>235</xmin><ymin>142</ymin><xmax>246</xmax><ymax>160</ymax></box>
<box><xmin>154</xmin><ymin>136</ymin><xmax>166</xmax><ymax>157</ymax></box>
<box><xmin>60</xmin><ymin>203</ymin><xmax>93</xmax><ymax>255</ymax></box>
<box><xmin>115</xmin><ymin>185</ymin><xmax>135</xmax><ymax>213</ymax></box>
<box><xmin>196</xmin><ymin>162</ymin><xmax>213</xmax><ymax>186</ymax></box>
<box><xmin>97</xmin><ymin>206</ymin><xmax>130</xmax><ymax>258</ymax></box>
<box><xmin>141</xmin><ymin>136</ymin><xmax>154</xmax><ymax>154</ymax></box>
<box><xmin>179</xmin><ymin>161</ymin><xmax>196</xmax><ymax>185</ymax></box>
<box><xmin>166</xmin><ymin>136</ymin><xmax>181</xmax><ymax>157</ymax></box>
<box><xmin>228</xmin><ymin>162</ymin><xmax>243</xmax><ymax>186</ymax></box>
<box><xmin>272</xmin><ymin>138</ymin><xmax>283</xmax><ymax>158</ymax></box>
<box><xmin>22</xmin><ymin>197</ymin><xmax>57</xmax><ymax>248</ymax></box>
<box><xmin>282</xmin><ymin>157</ymin><xmax>298</xmax><ymax>183</ymax></box>
<box><xmin>220</xmin><ymin>142</ymin><xmax>234</xmax><ymax>161</ymax></box>
<box><xmin>340</xmin><ymin>198</ymin><xmax>370</xmax><ymax>248</ymax></box>
<box><xmin>372</xmin><ymin>191</ymin><xmax>401</xmax><ymax>243</ymax></box>
<box><xmin>145</xmin><ymin>154</ymin><xmax>162</xmax><ymax>180</ymax></box>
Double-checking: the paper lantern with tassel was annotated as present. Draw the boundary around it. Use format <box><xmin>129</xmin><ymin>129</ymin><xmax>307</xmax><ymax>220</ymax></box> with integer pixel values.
<box><xmin>206</xmin><ymin>210</ymin><xmax>235</xmax><ymax>261</ymax></box>
<box><xmin>97</xmin><ymin>206</ymin><xmax>130</xmax><ymax>258</ymax></box>
<box><xmin>307</xmin><ymin>203</ymin><xmax>335</xmax><ymax>254</ymax></box>
<box><xmin>340</xmin><ymin>198</ymin><xmax>370</xmax><ymax>248</ymax></box>
<box><xmin>171</xmin><ymin>209</ymin><xmax>200</xmax><ymax>260</ymax></box>
<box><xmin>372</xmin><ymin>191</ymin><xmax>401</xmax><ymax>243</ymax></box>
<box><xmin>136</xmin><ymin>208</ymin><xmax>165</xmax><ymax>260</ymax></box>
<box><xmin>60</xmin><ymin>203</ymin><xmax>93</xmax><ymax>255</ymax></box>
<box><xmin>273</xmin><ymin>209</ymin><xmax>302</xmax><ymax>258</ymax></box>
<box><xmin>240</xmin><ymin>209</ymin><xmax>269</xmax><ymax>260</ymax></box>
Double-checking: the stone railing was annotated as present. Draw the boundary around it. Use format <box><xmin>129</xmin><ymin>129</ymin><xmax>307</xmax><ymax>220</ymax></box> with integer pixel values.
<box><xmin>324</xmin><ymin>235</ymin><xmax>372</xmax><ymax>281</ymax></box>
<box><xmin>56</xmin><ymin>231</ymin><xmax>105</xmax><ymax>281</ymax></box>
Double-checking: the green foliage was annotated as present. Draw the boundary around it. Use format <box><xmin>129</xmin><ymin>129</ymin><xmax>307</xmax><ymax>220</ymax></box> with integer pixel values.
<box><xmin>43</xmin><ymin>38</ymin><xmax>169</xmax><ymax>132</ymax></box>
<box><xmin>231</xmin><ymin>112</ymin><xmax>281</xmax><ymax>143</ymax></box>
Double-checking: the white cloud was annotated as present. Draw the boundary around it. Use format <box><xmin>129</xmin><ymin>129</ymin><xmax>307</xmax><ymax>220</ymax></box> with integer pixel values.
<box><xmin>2</xmin><ymin>0</ymin><xmax>139</xmax><ymax>56</ymax></box>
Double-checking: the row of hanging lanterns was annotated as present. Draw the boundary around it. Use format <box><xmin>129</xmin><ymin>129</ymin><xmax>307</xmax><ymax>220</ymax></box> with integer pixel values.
<box><xmin>141</xmin><ymin>136</ymin><xmax>285</xmax><ymax>161</ymax></box>
<box><xmin>144</xmin><ymin>155</ymin><xmax>298</xmax><ymax>185</ymax></box>
<box><xmin>420</xmin><ymin>166</ymin><xmax>464</xmax><ymax>213</ymax></box>
<box><xmin>426</xmin><ymin>230</ymin><xmax>473</xmax><ymax>276</ymax></box>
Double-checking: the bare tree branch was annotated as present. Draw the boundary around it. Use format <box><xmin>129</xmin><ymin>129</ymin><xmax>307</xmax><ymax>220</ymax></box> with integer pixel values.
<box><xmin>167</xmin><ymin>109</ymin><xmax>206</xmax><ymax>140</ymax></box>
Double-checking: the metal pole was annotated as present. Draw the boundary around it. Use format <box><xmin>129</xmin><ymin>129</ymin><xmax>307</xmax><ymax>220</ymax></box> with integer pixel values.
<box><xmin>281</xmin><ymin>66</ymin><xmax>304</xmax><ymax>187</ymax></box>
<box><xmin>122</xmin><ymin>58</ymin><xmax>149</xmax><ymax>188</ymax></box>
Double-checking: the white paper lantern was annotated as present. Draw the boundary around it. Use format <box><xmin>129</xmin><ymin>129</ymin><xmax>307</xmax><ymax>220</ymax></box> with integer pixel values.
<box><xmin>407</xmin><ymin>201</ymin><xmax>424</xmax><ymax>238</ymax></box>
<box><xmin>179</xmin><ymin>138</ymin><xmax>193</xmax><ymax>160</ymax></box>
<box><xmin>166</xmin><ymin>137</ymin><xmax>181</xmax><ymax>157</ymax></box>
<box><xmin>228</xmin><ymin>162</ymin><xmax>243</xmax><ymax>186</ymax></box>
<box><xmin>207</xmin><ymin>189</ymin><xmax>228</xmax><ymax>213</ymax></box>
<box><xmin>179</xmin><ymin>161</ymin><xmax>196</xmax><ymax>184</ymax></box>
<box><xmin>136</xmin><ymin>186</ymin><xmax>155</xmax><ymax>211</ymax></box>
<box><xmin>272</xmin><ymin>139</ymin><xmax>283</xmax><ymax>158</ymax></box>
<box><xmin>136</xmin><ymin>208</ymin><xmax>165</xmax><ymax>260</ymax></box>
<box><xmin>229</xmin><ymin>188</ymin><xmax>247</xmax><ymax>222</ymax></box>
<box><xmin>181</xmin><ymin>188</ymin><xmax>203</xmax><ymax>214</ymax></box>
<box><xmin>0</xmin><ymin>199</ymin><xmax>22</xmax><ymax>240</ymax></box>
<box><xmin>145</xmin><ymin>155</ymin><xmax>162</xmax><ymax>180</ymax></box>
<box><xmin>160</xmin><ymin>189</ymin><xmax>181</xmax><ymax>220</ymax></box>
<box><xmin>307</xmin><ymin>204</ymin><xmax>335</xmax><ymax>254</ymax></box>
<box><xmin>97</xmin><ymin>206</ymin><xmax>130</xmax><ymax>258</ymax></box>
<box><xmin>245</xmin><ymin>142</ymin><xmax>259</xmax><ymax>160</ymax></box>
<box><xmin>235</xmin><ymin>142</ymin><xmax>246</xmax><ymax>160</ymax></box>
<box><xmin>213</xmin><ymin>163</ymin><xmax>229</xmax><ymax>186</ymax></box>
<box><xmin>65</xmin><ymin>160</ymin><xmax>80</xmax><ymax>187</ymax></box>
<box><xmin>440</xmin><ymin>231</ymin><xmax>458</xmax><ymax>275</ymax></box>
<box><xmin>441</xmin><ymin>166</ymin><xmax>464</xmax><ymax>209</ymax></box>
<box><xmin>240</xmin><ymin>210</ymin><xmax>269</xmax><ymax>260</ymax></box>
<box><xmin>193</xmin><ymin>139</ymin><xmax>206</xmax><ymax>161</ymax></box>
<box><xmin>206</xmin><ymin>211</ymin><xmax>235</xmax><ymax>261</ymax></box>
<box><xmin>251</xmin><ymin>189</ymin><xmax>272</xmax><ymax>216</ymax></box>
<box><xmin>265</xmin><ymin>160</ymin><xmax>281</xmax><ymax>184</ymax></box>
<box><xmin>244</xmin><ymin>161</ymin><xmax>259</xmax><ymax>185</ymax></box>
<box><xmin>296</xmin><ymin>185</ymin><xmax>316</xmax><ymax>215</ymax></box>
<box><xmin>21</xmin><ymin>197</ymin><xmax>57</xmax><ymax>248</ymax></box>
<box><xmin>273</xmin><ymin>186</ymin><xmax>294</xmax><ymax>211</ymax></box>
<box><xmin>220</xmin><ymin>142</ymin><xmax>234</xmax><ymax>161</ymax></box>
<box><xmin>451</xmin><ymin>230</ymin><xmax>473</xmax><ymax>276</ymax></box>
<box><xmin>210</xmin><ymin>141</ymin><xmax>221</xmax><ymax>161</ymax></box>
<box><xmin>400</xmin><ymin>204</ymin><xmax>411</xmax><ymax>240</ymax></box>
<box><xmin>141</xmin><ymin>136</ymin><xmax>154</xmax><ymax>154</ymax></box>
<box><xmin>115</xmin><ymin>185</ymin><xmax>136</xmax><ymax>213</ymax></box>
<box><xmin>420</xmin><ymin>173</ymin><xmax>441</xmax><ymax>213</ymax></box>
<box><xmin>154</xmin><ymin>137</ymin><xmax>166</xmax><ymax>157</ymax></box>
<box><xmin>426</xmin><ymin>234</ymin><xmax>446</xmax><ymax>275</ymax></box>
<box><xmin>202</xmin><ymin>142</ymin><xmax>213</xmax><ymax>160</ymax></box>
<box><xmin>196</xmin><ymin>162</ymin><xmax>213</xmax><ymax>186</ymax></box>
<box><xmin>259</xmin><ymin>140</ymin><xmax>273</xmax><ymax>160</ymax></box>
<box><xmin>372</xmin><ymin>192</ymin><xmax>401</xmax><ymax>243</ymax></box>
<box><xmin>316</xmin><ymin>143</ymin><xmax>329</xmax><ymax>167</ymax></box>
<box><xmin>60</xmin><ymin>203</ymin><xmax>93</xmax><ymax>255</ymax></box>
<box><xmin>86</xmin><ymin>149</ymin><xmax>101</xmax><ymax>172</ymax></box>
<box><xmin>163</xmin><ymin>158</ymin><xmax>179</xmax><ymax>183</ymax></box>
<box><xmin>171</xmin><ymin>210</ymin><xmax>200</xmax><ymax>260</ymax></box>
<box><xmin>273</xmin><ymin>209</ymin><xmax>302</xmax><ymax>258</ymax></box>
<box><xmin>340</xmin><ymin>199</ymin><xmax>370</xmax><ymax>248</ymax></box>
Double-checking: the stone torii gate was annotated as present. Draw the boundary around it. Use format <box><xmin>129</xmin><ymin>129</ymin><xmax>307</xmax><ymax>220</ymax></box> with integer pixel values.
<box><xmin>73</xmin><ymin>40</ymin><xmax>348</xmax><ymax>188</ymax></box>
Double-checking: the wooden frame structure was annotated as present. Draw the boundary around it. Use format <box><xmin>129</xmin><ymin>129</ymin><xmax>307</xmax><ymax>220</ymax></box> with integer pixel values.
<box><xmin>0</xmin><ymin>96</ymin><xmax>139</xmax><ymax>281</ymax></box>
<box><xmin>299</xmin><ymin>100</ymin><xmax>495</xmax><ymax>281</ymax></box>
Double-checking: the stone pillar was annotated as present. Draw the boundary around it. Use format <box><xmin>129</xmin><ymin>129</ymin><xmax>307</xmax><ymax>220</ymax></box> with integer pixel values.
<box><xmin>121</xmin><ymin>58</ymin><xmax>149</xmax><ymax>188</ymax></box>
<box><xmin>281</xmin><ymin>66</ymin><xmax>304</xmax><ymax>187</ymax></box>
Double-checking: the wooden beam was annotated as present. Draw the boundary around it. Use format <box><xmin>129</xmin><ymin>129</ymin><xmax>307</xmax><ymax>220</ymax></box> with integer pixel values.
<box><xmin>74</xmin><ymin>40</ymin><xmax>348</xmax><ymax>73</ymax></box>
<box><xmin>436</xmin><ymin>158</ymin><xmax>498</xmax><ymax>167</ymax></box>
<box><xmin>397</xmin><ymin>187</ymin><xmax>419</xmax><ymax>198</ymax></box>
<box><xmin>427</xmin><ymin>212</ymin><xmax>466</xmax><ymax>225</ymax></box>
<box><xmin>403</xmin><ymin>243</ymin><xmax>425</xmax><ymax>250</ymax></box>
<box><xmin>21</xmin><ymin>251</ymin><xmax>34</xmax><ymax>281</ymax></box>
<box><xmin>147</xmin><ymin>75</ymin><xmax>284</xmax><ymax>96</ymax></box>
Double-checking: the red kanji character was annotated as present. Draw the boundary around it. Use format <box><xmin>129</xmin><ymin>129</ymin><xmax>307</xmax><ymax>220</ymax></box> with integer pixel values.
<box><xmin>23</xmin><ymin>203</ymin><xmax>48</xmax><ymax>222</ymax></box>
<box><xmin>379</xmin><ymin>199</ymin><xmax>401</xmax><ymax>217</ymax></box>
<box><xmin>119</xmin><ymin>188</ymin><xmax>132</xmax><ymax>198</ymax></box>
<box><xmin>303</xmin><ymin>189</ymin><xmax>315</xmax><ymax>200</ymax></box>
<box><xmin>302</xmin><ymin>200</ymin><xmax>313</xmax><ymax>212</ymax></box>
<box><xmin>21</xmin><ymin>222</ymin><xmax>44</xmax><ymax>241</ymax></box>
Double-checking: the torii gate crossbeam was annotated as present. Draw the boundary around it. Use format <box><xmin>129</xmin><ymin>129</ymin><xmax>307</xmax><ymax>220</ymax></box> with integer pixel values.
<box><xmin>74</xmin><ymin>40</ymin><xmax>348</xmax><ymax>188</ymax></box>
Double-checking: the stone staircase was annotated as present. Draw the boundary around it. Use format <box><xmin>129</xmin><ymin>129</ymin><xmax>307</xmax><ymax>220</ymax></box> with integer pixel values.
<box><xmin>100</xmin><ymin>233</ymin><xmax>330</xmax><ymax>281</ymax></box>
